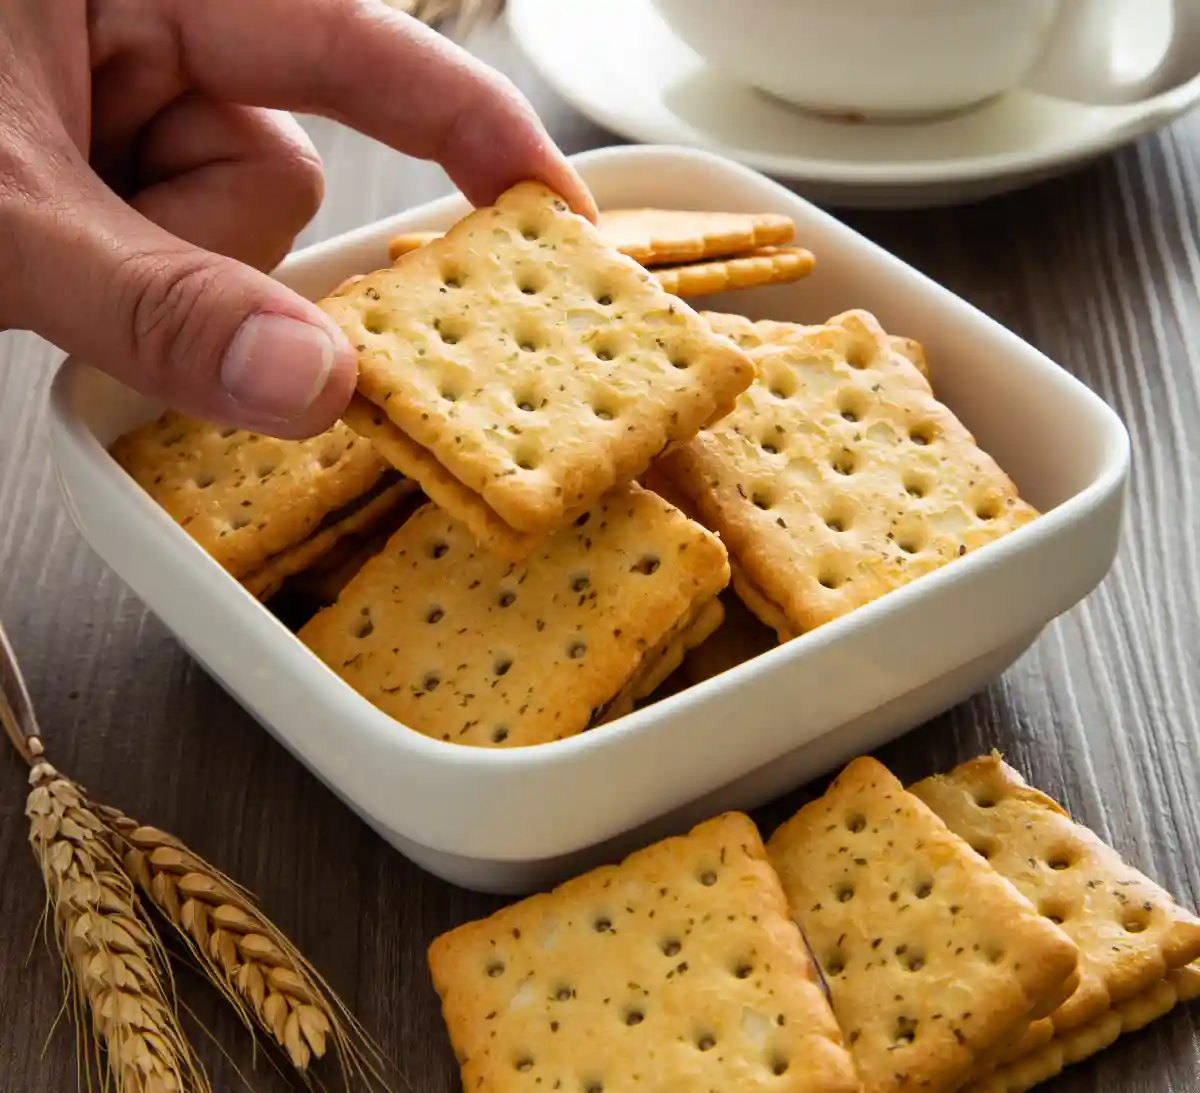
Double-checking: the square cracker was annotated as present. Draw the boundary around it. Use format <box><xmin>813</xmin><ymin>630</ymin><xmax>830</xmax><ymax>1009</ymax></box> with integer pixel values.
<box><xmin>701</xmin><ymin>312</ymin><xmax>931</xmax><ymax>384</ymax></box>
<box><xmin>321</xmin><ymin>181</ymin><xmax>755</xmax><ymax>553</ymax></box>
<box><xmin>109</xmin><ymin>411</ymin><xmax>389</xmax><ymax>579</ymax></box>
<box><xmin>656</xmin><ymin>310</ymin><xmax>1039</xmax><ymax>640</ymax></box>
<box><xmin>909</xmin><ymin>753</ymin><xmax>1200</xmax><ymax>1040</ymax></box>
<box><xmin>427</xmin><ymin>812</ymin><xmax>861</xmax><ymax>1093</ymax></box>
<box><xmin>766</xmin><ymin>756</ymin><xmax>1080</xmax><ymax>1093</ymax></box>
<box><xmin>297</xmin><ymin>483</ymin><xmax>730</xmax><ymax>747</ymax></box>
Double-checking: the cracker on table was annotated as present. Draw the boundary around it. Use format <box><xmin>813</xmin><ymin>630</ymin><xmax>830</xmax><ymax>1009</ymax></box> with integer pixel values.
<box><xmin>322</xmin><ymin>181</ymin><xmax>756</xmax><ymax>548</ymax></box>
<box><xmin>963</xmin><ymin>962</ymin><xmax>1199</xmax><ymax>1093</ymax></box>
<box><xmin>109</xmin><ymin>411</ymin><xmax>389</xmax><ymax>579</ymax></box>
<box><xmin>767</xmin><ymin>756</ymin><xmax>1080</xmax><ymax>1093</ymax></box>
<box><xmin>656</xmin><ymin>310</ymin><xmax>1038</xmax><ymax>640</ymax></box>
<box><xmin>654</xmin><ymin>247</ymin><xmax>815</xmax><ymax>298</ymax></box>
<box><xmin>427</xmin><ymin>812</ymin><xmax>862</xmax><ymax>1093</ymax></box>
<box><xmin>297</xmin><ymin>484</ymin><xmax>730</xmax><ymax>747</ymax></box>
<box><xmin>242</xmin><ymin>477</ymin><xmax>415</xmax><ymax>601</ymax></box>
<box><xmin>910</xmin><ymin>753</ymin><xmax>1200</xmax><ymax>1038</ymax></box>
<box><xmin>386</xmin><ymin>209</ymin><xmax>796</xmax><ymax>267</ymax></box>
<box><xmin>702</xmin><ymin>312</ymin><xmax>931</xmax><ymax>384</ymax></box>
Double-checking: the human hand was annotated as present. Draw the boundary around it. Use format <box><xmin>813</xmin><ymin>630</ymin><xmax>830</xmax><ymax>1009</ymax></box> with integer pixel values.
<box><xmin>0</xmin><ymin>0</ymin><xmax>595</xmax><ymax>438</ymax></box>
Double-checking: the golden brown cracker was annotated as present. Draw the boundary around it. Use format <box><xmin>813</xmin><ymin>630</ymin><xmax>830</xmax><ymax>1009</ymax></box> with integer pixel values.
<box><xmin>297</xmin><ymin>484</ymin><xmax>730</xmax><ymax>747</ymax></box>
<box><xmin>767</xmin><ymin>757</ymin><xmax>1080</xmax><ymax>1093</ymax></box>
<box><xmin>324</xmin><ymin>181</ymin><xmax>755</xmax><ymax>549</ymax></box>
<box><xmin>427</xmin><ymin>812</ymin><xmax>862</xmax><ymax>1093</ymax></box>
<box><xmin>910</xmin><ymin>754</ymin><xmax>1200</xmax><ymax>1036</ymax></box>
<box><xmin>657</xmin><ymin>310</ymin><xmax>1038</xmax><ymax>638</ymax></box>
<box><xmin>109</xmin><ymin>411</ymin><xmax>389</xmax><ymax>579</ymax></box>
<box><xmin>654</xmin><ymin>247</ymin><xmax>815</xmax><ymax>298</ymax></box>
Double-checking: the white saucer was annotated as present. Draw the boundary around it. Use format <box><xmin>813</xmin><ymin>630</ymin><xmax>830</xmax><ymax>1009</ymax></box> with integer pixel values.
<box><xmin>507</xmin><ymin>0</ymin><xmax>1200</xmax><ymax>208</ymax></box>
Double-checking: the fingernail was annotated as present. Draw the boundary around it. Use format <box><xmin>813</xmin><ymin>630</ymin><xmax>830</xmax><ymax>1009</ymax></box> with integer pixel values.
<box><xmin>221</xmin><ymin>313</ymin><xmax>335</xmax><ymax>420</ymax></box>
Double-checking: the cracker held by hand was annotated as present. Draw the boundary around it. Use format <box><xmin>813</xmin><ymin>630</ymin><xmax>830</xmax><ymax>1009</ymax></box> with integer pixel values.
<box><xmin>767</xmin><ymin>756</ymin><xmax>1080</xmax><ymax>1093</ymax></box>
<box><xmin>657</xmin><ymin>310</ymin><xmax>1038</xmax><ymax>640</ymax></box>
<box><xmin>297</xmin><ymin>484</ymin><xmax>730</xmax><ymax>747</ymax></box>
<box><xmin>427</xmin><ymin>812</ymin><xmax>861</xmax><ymax>1093</ymax></box>
<box><xmin>109</xmin><ymin>411</ymin><xmax>404</xmax><ymax>598</ymax></box>
<box><xmin>321</xmin><ymin>182</ymin><xmax>756</xmax><ymax>558</ymax></box>
<box><xmin>910</xmin><ymin>754</ymin><xmax>1200</xmax><ymax>1053</ymax></box>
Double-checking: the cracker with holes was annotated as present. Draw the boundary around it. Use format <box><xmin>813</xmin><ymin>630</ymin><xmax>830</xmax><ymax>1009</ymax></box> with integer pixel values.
<box><xmin>109</xmin><ymin>411</ymin><xmax>411</xmax><ymax>599</ymax></box>
<box><xmin>766</xmin><ymin>756</ymin><xmax>1080</xmax><ymax>1093</ymax></box>
<box><xmin>702</xmin><ymin>312</ymin><xmax>931</xmax><ymax>384</ymax></box>
<box><xmin>427</xmin><ymin>812</ymin><xmax>862</xmax><ymax>1093</ymax></box>
<box><xmin>296</xmin><ymin>483</ymin><xmax>730</xmax><ymax>747</ymax></box>
<box><xmin>655</xmin><ymin>310</ymin><xmax>1038</xmax><ymax>640</ymax></box>
<box><xmin>654</xmin><ymin>247</ymin><xmax>816</xmax><ymax>298</ymax></box>
<box><xmin>910</xmin><ymin>754</ymin><xmax>1200</xmax><ymax>1058</ymax></box>
<box><xmin>321</xmin><ymin>182</ymin><xmax>756</xmax><ymax>559</ymax></box>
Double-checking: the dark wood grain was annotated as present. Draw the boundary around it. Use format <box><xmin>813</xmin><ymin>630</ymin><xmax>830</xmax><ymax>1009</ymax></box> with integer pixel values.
<box><xmin>1</xmin><ymin>17</ymin><xmax>1198</xmax><ymax>1093</ymax></box>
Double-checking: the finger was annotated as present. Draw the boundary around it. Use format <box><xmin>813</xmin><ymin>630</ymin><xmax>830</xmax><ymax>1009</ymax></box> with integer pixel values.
<box><xmin>159</xmin><ymin>0</ymin><xmax>597</xmax><ymax>219</ymax></box>
<box><xmin>131</xmin><ymin>96</ymin><xmax>324</xmax><ymax>271</ymax></box>
<box><xmin>4</xmin><ymin>154</ymin><xmax>355</xmax><ymax>439</ymax></box>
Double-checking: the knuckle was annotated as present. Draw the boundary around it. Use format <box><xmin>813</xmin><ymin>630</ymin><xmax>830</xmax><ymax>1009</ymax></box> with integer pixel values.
<box><xmin>118</xmin><ymin>251</ymin><xmax>233</xmax><ymax>393</ymax></box>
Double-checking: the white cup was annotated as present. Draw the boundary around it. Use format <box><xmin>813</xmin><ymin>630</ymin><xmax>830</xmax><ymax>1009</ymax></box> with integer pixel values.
<box><xmin>650</xmin><ymin>0</ymin><xmax>1200</xmax><ymax>120</ymax></box>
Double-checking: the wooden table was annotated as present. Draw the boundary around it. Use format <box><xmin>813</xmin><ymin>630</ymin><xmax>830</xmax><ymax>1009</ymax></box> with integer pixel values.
<box><xmin>1</xmin><ymin>18</ymin><xmax>1198</xmax><ymax>1093</ymax></box>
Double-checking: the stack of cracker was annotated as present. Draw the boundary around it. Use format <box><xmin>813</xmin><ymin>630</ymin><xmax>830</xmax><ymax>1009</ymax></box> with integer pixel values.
<box><xmin>655</xmin><ymin>309</ymin><xmax>1037</xmax><ymax>655</ymax></box>
<box><xmin>109</xmin><ymin>412</ymin><xmax>417</xmax><ymax>602</ymax></box>
<box><xmin>426</xmin><ymin>754</ymin><xmax>1200</xmax><ymax>1093</ymax></box>
<box><xmin>109</xmin><ymin>182</ymin><xmax>1045</xmax><ymax>745</ymax></box>
<box><xmin>384</xmin><ymin>205</ymin><xmax>817</xmax><ymax>298</ymax></box>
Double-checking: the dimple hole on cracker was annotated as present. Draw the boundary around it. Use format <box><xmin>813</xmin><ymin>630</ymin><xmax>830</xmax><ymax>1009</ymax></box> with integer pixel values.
<box><xmin>766</xmin><ymin>368</ymin><xmax>797</xmax><ymax>400</ymax></box>
<box><xmin>255</xmin><ymin>464</ymin><xmax>277</xmax><ymax>481</ymax></box>
<box><xmin>486</xmin><ymin>960</ymin><xmax>505</xmax><ymax>978</ymax></box>
<box><xmin>497</xmin><ymin>590</ymin><xmax>516</xmax><ymax>608</ymax></box>
<box><xmin>364</xmin><ymin>311</ymin><xmax>388</xmax><ymax>336</ymax></box>
<box><xmin>698</xmin><ymin>868</ymin><xmax>718</xmax><ymax>886</ymax></box>
<box><xmin>494</xmin><ymin>657</ymin><xmax>513</xmax><ymax>677</ymax></box>
<box><xmin>696</xmin><ymin>1033</ymin><xmax>716</xmax><ymax>1052</ymax></box>
<box><xmin>632</xmin><ymin>555</ymin><xmax>660</xmax><ymax>576</ymax></box>
<box><xmin>194</xmin><ymin>473</ymin><xmax>215</xmax><ymax>489</ymax></box>
<box><xmin>568</xmin><ymin>641</ymin><xmax>587</xmax><ymax>660</ymax></box>
<box><xmin>976</xmin><ymin>497</ymin><xmax>1003</xmax><ymax>521</ymax></box>
<box><xmin>1039</xmin><ymin>899</ymin><xmax>1072</xmax><ymax>925</ymax></box>
<box><xmin>1124</xmin><ymin>907</ymin><xmax>1154</xmax><ymax>933</ymax></box>
<box><xmin>835</xmin><ymin>883</ymin><xmax>855</xmax><ymax>902</ymax></box>
<box><xmin>752</xmin><ymin>490</ymin><xmax>774</xmax><ymax>511</ymax></box>
<box><xmin>623</xmin><ymin>1008</ymin><xmax>645</xmax><ymax>1027</ymax></box>
<box><xmin>515</xmin><ymin>1056</ymin><xmax>534</xmax><ymax>1073</ymax></box>
<box><xmin>1047</xmin><ymin>848</ymin><xmax>1077</xmax><ymax>871</ymax></box>
<box><xmin>845</xmin><ymin>342</ymin><xmax>870</xmax><ymax>370</ymax></box>
<box><xmin>971</xmin><ymin>838</ymin><xmax>998</xmax><ymax>860</ymax></box>
<box><xmin>894</xmin><ymin>1018</ymin><xmax>918</xmax><ymax>1045</ymax></box>
<box><xmin>429</xmin><ymin>540</ymin><xmax>449</xmax><ymax>560</ymax></box>
<box><xmin>908</xmin><ymin>422</ymin><xmax>938</xmax><ymax>446</ymax></box>
<box><xmin>217</xmin><ymin>427</ymin><xmax>237</xmax><ymax>440</ymax></box>
<box><xmin>355</xmin><ymin>618</ymin><xmax>374</xmax><ymax>639</ymax></box>
<box><xmin>913</xmin><ymin>880</ymin><xmax>933</xmax><ymax>900</ymax></box>
<box><xmin>593</xmin><ymin>341</ymin><xmax>617</xmax><ymax>363</ymax></box>
<box><xmin>819</xmin><ymin>567</ymin><xmax>848</xmax><ymax>591</ymax></box>
<box><xmin>846</xmin><ymin>813</ymin><xmax>866</xmax><ymax>833</ymax></box>
<box><xmin>831</xmin><ymin>449</ymin><xmax>857</xmax><ymax>476</ymax></box>
<box><xmin>903</xmin><ymin>471</ymin><xmax>931</xmax><ymax>499</ymax></box>
<box><xmin>593</xmin><ymin>404</ymin><xmax>616</xmax><ymax>421</ymax></box>
<box><xmin>426</xmin><ymin>606</ymin><xmax>444</xmax><ymax>624</ymax></box>
<box><xmin>492</xmin><ymin>726</ymin><xmax>509</xmax><ymax>744</ymax></box>
<box><xmin>837</xmin><ymin>389</ymin><xmax>869</xmax><ymax>423</ymax></box>
<box><xmin>733</xmin><ymin>960</ymin><xmax>754</xmax><ymax>979</ymax></box>
<box><xmin>825</xmin><ymin>954</ymin><xmax>845</xmax><ymax>977</ymax></box>
<box><xmin>770</xmin><ymin>1055</ymin><xmax>791</xmax><ymax>1076</ymax></box>
<box><xmin>661</xmin><ymin>938</ymin><xmax>682</xmax><ymax>957</ymax></box>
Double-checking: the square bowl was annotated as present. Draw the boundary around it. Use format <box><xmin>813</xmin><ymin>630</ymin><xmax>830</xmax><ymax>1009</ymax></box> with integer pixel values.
<box><xmin>47</xmin><ymin>145</ymin><xmax>1129</xmax><ymax>895</ymax></box>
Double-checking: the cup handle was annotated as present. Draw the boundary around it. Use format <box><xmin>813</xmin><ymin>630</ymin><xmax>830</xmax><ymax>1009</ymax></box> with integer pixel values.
<box><xmin>1026</xmin><ymin>0</ymin><xmax>1200</xmax><ymax>105</ymax></box>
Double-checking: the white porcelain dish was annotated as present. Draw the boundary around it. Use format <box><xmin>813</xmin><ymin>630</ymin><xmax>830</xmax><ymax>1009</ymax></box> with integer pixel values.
<box><xmin>48</xmin><ymin>146</ymin><xmax>1130</xmax><ymax>894</ymax></box>
<box><xmin>507</xmin><ymin>0</ymin><xmax>1200</xmax><ymax>209</ymax></box>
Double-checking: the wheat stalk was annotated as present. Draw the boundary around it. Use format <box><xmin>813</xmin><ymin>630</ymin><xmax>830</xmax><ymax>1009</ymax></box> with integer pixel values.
<box><xmin>98</xmin><ymin>811</ymin><xmax>392</xmax><ymax>1089</ymax></box>
<box><xmin>2</xmin><ymin>620</ymin><xmax>396</xmax><ymax>1092</ymax></box>
<box><xmin>25</xmin><ymin>753</ymin><xmax>209</xmax><ymax>1093</ymax></box>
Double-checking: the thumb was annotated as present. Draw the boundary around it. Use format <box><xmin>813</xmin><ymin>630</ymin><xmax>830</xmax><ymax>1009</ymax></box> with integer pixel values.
<box><xmin>6</xmin><ymin>166</ymin><xmax>356</xmax><ymax>439</ymax></box>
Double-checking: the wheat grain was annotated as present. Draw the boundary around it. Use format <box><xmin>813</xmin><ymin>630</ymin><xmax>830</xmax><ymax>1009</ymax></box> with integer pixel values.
<box><xmin>100</xmin><ymin>812</ymin><xmax>390</xmax><ymax>1088</ymax></box>
<box><xmin>26</xmin><ymin>762</ymin><xmax>209</xmax><ymax>1093</ymax></box>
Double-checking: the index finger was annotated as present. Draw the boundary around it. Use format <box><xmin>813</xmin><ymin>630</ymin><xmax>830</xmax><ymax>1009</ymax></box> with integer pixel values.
<box><xmin>161</xmin><ymin>0</ymin><xmax>597</xmax><ymax>219</ymax></box>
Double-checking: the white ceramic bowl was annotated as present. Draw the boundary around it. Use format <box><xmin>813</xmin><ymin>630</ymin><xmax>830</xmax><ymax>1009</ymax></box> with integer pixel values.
<box><xmin>48</xmin><ymin>146</ymin><xmax>1130</xmax><ymax>895</ymax></box>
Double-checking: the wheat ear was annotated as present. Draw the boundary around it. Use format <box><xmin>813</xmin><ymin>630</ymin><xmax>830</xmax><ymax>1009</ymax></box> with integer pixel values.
<box><xmin>25</xmin><ymin>755</ymin><xmax>210</xmax><ymax>1093</ymax></box>
<box><xmin>99</xmin><ymin>810</ymin><xmax>392</xmax><ymax>1089</ymax></box>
